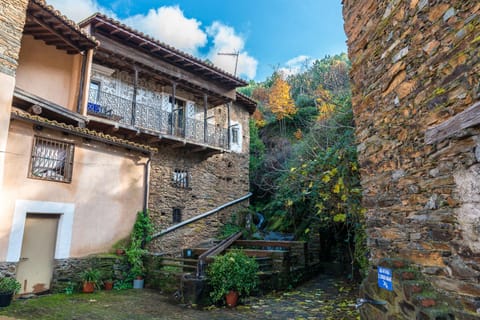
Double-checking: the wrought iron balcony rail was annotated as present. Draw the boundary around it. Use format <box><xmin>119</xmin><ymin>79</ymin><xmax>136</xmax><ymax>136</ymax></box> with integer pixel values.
<box><xmin>87</xmin><ymin>89</ymin><xmax>228</xmax><ymax>149</ymax></box>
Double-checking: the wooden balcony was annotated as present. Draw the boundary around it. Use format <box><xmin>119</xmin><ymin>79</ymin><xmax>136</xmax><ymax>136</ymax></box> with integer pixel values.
<box><xmin>87</xmin><ymin>90</ymin><xmax>228</xmax><ymax>150</ymax></box>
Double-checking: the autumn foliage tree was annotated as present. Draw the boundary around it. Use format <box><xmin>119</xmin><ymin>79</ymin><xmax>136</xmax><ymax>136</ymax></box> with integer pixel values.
<box><xmin>268</xmin><ymin>77</ymin><xmax>297</xmax><ymax>120</ymax></box>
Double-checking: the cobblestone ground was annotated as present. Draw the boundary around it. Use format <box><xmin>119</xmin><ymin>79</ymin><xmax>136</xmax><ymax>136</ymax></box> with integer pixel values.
<box><xmin>0</xmin><ymin>273</ymin><xmax>360</xmax><ymax>320</ymax></box>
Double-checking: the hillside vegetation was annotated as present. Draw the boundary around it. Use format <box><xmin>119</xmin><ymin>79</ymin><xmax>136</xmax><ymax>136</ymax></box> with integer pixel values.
<box><xmin>240</xmin><ymin>54</ymin><xmax>367</xmax><ymax>277</ymax></box>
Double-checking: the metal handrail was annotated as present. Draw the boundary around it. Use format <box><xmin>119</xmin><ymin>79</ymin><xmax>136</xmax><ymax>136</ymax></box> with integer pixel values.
<box><xmin>152</xmin><ymin>192</ymin><xmax>252</xmax><ymax>239</ymax></box>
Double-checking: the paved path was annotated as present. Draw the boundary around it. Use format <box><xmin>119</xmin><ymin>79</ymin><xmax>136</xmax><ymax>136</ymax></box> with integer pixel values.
<box><xmin>0</xmin><ymin>273</ymin><xmax>359</xmax><ymax>319</ymax></box>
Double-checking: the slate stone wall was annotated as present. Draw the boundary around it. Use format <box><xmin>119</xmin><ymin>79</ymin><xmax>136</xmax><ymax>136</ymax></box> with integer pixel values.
<box><xmin>343</xmin><ymin>0</ymin><xmax>480</xmax><ymax>318</ymax></box>
<box><xmin>0</xmin><ymin>0</ymin><xmax>28</xmax><ymax>76</ymax></box>
<box><xmin>148</xmin><ymin>101</ymin><xmax>251</xmax><ymax>254</ymax></box>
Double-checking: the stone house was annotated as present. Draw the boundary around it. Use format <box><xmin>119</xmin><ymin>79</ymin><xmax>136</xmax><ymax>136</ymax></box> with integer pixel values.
<box><xmin>0</xmin><ymin>1</ymin><xmax>255</xmax><ymax>294</ymax></box>
<box><xmin>343</xmin><ymin>0</ymin><xmax>479</xmax><ymax>319</ymax></box>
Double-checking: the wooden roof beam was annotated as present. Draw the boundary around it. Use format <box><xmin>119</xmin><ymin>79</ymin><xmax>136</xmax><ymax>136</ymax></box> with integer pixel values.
<box><xmin>95</xmin><ymin>34</ymin><xmax>237</xmax><ymax>100</ymax></box>
<box><xmin>28</xmin><ymin>16</ymin><xmax>82</xmax><ymax>53</ymax></box>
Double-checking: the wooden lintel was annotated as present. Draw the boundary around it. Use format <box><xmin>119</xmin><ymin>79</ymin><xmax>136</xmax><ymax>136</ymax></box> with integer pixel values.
<box><xmin>425</xmin><ymin>101</ymin><xmax>480</xmax><ymax>144</ymax></box>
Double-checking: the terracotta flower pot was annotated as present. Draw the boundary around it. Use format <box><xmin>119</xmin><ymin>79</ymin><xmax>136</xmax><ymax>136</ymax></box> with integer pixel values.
<box><xmin>104</xmin><ymin>281</ymin><xmax>113</xmax><ymax>291</ymax></box>
<box><xmin>82</xmin><ymin>281</ymin><xmax>95</xmax><ymax>293</ymax></box>
<box><xmin>225</xmin><ymin>290</ymin><xmax>239</xmax><ymax>307</ymax></box>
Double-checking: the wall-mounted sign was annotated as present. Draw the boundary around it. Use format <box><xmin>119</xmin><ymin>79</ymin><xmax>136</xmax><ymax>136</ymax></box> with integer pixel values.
<box><xmin>378</xmin><ymin>266</ymin><xmax>393</xmax><ymax>291</ymax></box>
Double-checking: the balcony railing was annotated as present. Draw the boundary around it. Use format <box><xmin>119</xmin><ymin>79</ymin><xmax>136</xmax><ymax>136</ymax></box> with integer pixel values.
<box><xmin>87</xmin><ymin>89</ymin><xmax>228</xmax><ymax>149</ymax></box>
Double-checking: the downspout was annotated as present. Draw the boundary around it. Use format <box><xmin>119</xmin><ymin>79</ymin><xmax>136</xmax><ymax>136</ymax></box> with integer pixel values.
<box><xmin>143</xmin><ymin>155</ymin><xmax>152</xmax><ymax>214</ymax></box>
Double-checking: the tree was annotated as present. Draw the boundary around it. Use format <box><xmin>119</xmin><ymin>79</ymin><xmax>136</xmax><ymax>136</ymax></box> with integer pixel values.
<box><xmin>268</xmin><ymin>77</ymin><xmax>297</xmax><ymax>121</ymax></box>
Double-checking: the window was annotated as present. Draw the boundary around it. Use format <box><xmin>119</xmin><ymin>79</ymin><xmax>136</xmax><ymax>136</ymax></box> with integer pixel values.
<box><xmin>231</xmin><ymin>127</ymin><xmax>239</xmax><ymax>144</ymax></box>
<box><xmin>89</xmin><ymin>81</ymin><xmax>100</xmax><ymax>103</ymax></box>
<box><xmin>169</xmin><ymin>96</ymin><xmax>185</xmax><ymax>132</ymax></box>
<box><xmin>172</xmin><ymin>208</ymin><xmax>182</xmax><ymax>223</ymax></box>
<box><xmin>29</xmin><ymin>136</ymin><xmax>74</xmax><ymax>183</ymax></box>
<box><xmin>172</xmin><ymin>169</ymin><xmax>189</xmax><ymax>188</ymax></box>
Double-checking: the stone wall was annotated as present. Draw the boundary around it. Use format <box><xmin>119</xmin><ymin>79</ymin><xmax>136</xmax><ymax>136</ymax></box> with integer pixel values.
<box><xmin>343</xmin><ymin>0</ymin><xmax>480</xmax><ymax>318</ymax></box>
<box><xmin>0</xmin><ymin>262</ymin><xmax>17</xmax><ymax>278</ymax></box>
<box><xmin>51</xmin><ymin>255</ymin><xmax>129</xmax><ymax>293</ymax></box>
<box><xmin>0</xmin><ymin>0</ymin><xmax>28</xmax><ymax>76</ymax></box>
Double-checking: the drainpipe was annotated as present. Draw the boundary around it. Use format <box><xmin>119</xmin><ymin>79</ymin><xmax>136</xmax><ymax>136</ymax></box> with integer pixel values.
<box><xmin>140</xmin><ymin>153</ymin><xmax>152</xmax><ymax>249</ymax></box>
<box><xmin>143</xmin><ymin>155</ymin><xmax>152</xmax><ymax>215</ymax></box>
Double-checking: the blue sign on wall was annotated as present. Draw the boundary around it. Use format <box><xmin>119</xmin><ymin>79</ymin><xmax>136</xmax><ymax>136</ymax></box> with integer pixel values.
<box><xmin>378</xmin><ymin>267</ymin><xmax>393</xmax><ymax>291</ymax></box>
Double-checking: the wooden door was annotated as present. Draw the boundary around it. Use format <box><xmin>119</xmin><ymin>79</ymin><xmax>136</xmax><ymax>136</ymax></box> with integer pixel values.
<box><xmin>16</xmin><ymin>214</ymin><xmax>59</xmax><ymax>294</ymax></box>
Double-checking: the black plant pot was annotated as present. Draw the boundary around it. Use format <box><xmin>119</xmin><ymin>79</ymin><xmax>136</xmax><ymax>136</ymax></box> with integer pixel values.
<box><xmin>0</xmin><ymin>292</ymin><xmax>13</xmax><ymax>307</ymax></box>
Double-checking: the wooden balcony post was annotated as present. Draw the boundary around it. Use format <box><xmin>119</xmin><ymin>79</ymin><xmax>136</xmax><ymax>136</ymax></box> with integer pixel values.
<box><xmin>227</xmin><ymin>102</ymin><xmax>231</xmax><ymax>149</ymax></box>
<box><xmin>131</xmin><ymin>66</ymin><xmax>138</xmax><ymax>126</ymax></box>
<box><xmin>170</xmin><ymin>82</ymin><xmax>176</xmax><ymax>135</ymax></box>
<box><xmin>203</xmin><ymin>94</ymin><xmax>208</xmax><ymax>143</ymax></box>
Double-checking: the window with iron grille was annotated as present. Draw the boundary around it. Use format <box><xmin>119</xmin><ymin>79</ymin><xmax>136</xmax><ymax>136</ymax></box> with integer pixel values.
<box><xmin>172</xmin><ymin>208</ymin><xmax>182</xmax><ymax>223</ymax></box>
<box><xmin>172</xmin><ymin>169</ymin><xmax>189</xmax><ymax>188</ymax></box>
<box><xmin>29</xmin><ymin>136</ymin><xmax>74</xmax><ymax>183</ymax></box>
<box><xmin>231</xmin><ymin>127</ymin><xmax>239</xmax><ymax>144</ymax></box>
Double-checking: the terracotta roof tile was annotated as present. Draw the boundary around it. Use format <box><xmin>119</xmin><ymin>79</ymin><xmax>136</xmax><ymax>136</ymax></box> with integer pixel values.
<box><xmin>12</xmin><ymin>108</ymin><xmax>156</xmax><ymax>153</ymax></box>
<box><xmin>31</xmin><ymin>0</ymin><xmax>99</xmax><ymax>49</ymax></box>
<box><xmin>79</xmin><ymin>13</ymin><xmax>246</xmax><ymax>86</ymax></box>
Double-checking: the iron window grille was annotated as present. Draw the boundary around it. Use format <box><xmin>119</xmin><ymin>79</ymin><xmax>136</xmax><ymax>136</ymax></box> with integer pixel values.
<box><xmin>172</xmin><ymin>169</ymin><xmax>189</xmax><ymax>188</ymax></box>
<box><xmin>29</xmin><ymin>136</ymin><xmax>74</xmax><ymax>183</ymax></box>
<box><xmin>172</xmin><ymin>208</ymin><xmax>182</xmax><ymax>223</ymax></box>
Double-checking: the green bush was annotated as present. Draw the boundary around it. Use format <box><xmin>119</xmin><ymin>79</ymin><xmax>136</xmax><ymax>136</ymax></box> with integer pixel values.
<box><xmin>207</xmin><ymin>250</ymin><xmax>259</xmax><ymax>303</ymax></box>
<box><xmin>0</xmin><ymin>277</ymin><xmax>21</xmax><ymax>294</ymax></box>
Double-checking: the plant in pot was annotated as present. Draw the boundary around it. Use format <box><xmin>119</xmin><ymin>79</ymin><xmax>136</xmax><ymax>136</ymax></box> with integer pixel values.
<box><xmin>207</xmin><ymin>250</ymin><xmax>259</xmax><ymax>307</ymax></box>
<box><xmin>0</xmin><ymin>276</ymin><xmax>21</xmax><ymax>307</ymax></box>
<box><xmin>125</xmin><ymin>211</ymin><xmax>153</xmax><ymax>289</ymax></box>
<box><xmin>126</xmin><ymin>238</ymin><xmax>147</xmax><ymax>289</ymax></box>
<box><xmin>81</xmin><ymin>268</ymin><xmax>101</xmax><ymax>293</ymax></box>
<box><xmin>102</xmin><ymin>272</ymin><xmax>114</xmax><ymax>291</ymax></box>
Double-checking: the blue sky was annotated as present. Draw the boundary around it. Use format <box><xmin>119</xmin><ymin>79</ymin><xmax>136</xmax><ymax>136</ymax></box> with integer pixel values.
<box><xmin>48</xmin><ymin>0</ymin><xmax>347</xmax><ymax>81</ymax></box>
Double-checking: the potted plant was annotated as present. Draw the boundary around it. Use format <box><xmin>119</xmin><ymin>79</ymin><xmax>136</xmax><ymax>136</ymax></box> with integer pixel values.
<box><xmin>0</xmin><ymin>277</ymin><xmax>21</xmax><ymax>307</ymax></box>
<box><xmin>125</xmin><ymin>211</ymin><xmax>153</xmax><ymax>289</ymax></box>
<box><xmin>207</xmin><ymin>250</ymin><xmax>259</xmax><ymax>307</ymax></box>
<box><xmin>81</xmin><ymin>268</ymin><xmax>101</xmax><ymax>293</ymax></box>
<box><xmin>126</xmin><ymin>238</ymin><xmax>147</xmax><ymax>289</ymax></box>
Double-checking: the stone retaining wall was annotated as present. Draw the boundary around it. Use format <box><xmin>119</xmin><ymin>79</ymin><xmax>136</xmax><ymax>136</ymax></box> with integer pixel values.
<box><xmin>343</xmin><ymin>0</ymin><xmax>480</xmax><ymax>318</ymax></box>
<box><xmin>51</xmin><ymin>255</ymin><xmax>129</xmax><ymax>293</ymax></box>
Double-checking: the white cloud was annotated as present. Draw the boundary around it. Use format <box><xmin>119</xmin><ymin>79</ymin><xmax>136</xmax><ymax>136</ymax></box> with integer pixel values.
<box><xmin>46</xmin><ymin>0</ymin><xmax>114</xmax><ymax>22</ymax></box>
<box><xmin>123</xmin><ymin>6</ymin><xmax>207</xmax><ymax>55</ymax></box>
<box><xmin>279</xmin><ymin>55</ymin><xmax>312</xmax><ymax>76</ymax></box>
<box><xmin>207</xmin><ymin>22</ymin><xmax>257</xmax><ymax>80</ymax></box>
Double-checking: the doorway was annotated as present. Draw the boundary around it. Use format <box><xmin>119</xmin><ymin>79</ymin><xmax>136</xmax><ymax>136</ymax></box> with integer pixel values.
<box><xmin>16</xmin><ymin>214</ymin><xmax>59</xmax><ymax>294</ymax></box>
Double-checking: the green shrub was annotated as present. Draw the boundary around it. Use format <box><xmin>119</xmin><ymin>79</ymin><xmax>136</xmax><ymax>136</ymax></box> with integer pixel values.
<box><xmin>207</xmin><ymin>250</ymin><xmax>259</xmax><ymax>303</ymax></box>
<box><xmin>0</xmin><ymin>277</ymin><xmax>21</xmax><ymax>294</ymax></box>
